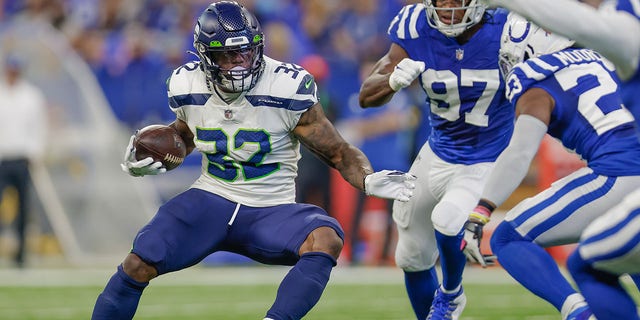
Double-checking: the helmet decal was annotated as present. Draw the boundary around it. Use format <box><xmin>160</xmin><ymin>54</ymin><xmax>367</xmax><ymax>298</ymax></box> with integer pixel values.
<box><xmin>508</xmin><ymin>22</ymin><xmax>531</xmax><ymax>43</ymax></box>
<box><xmin>498</xmin><ymin>13</ymin><xmax>575</xmax><ymax>80</ymax></box>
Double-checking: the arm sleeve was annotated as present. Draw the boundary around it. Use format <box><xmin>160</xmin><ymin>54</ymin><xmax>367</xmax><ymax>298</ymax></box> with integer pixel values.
<box><xmin>491</xmin><ymin>0</ymin><xmax>640</xmax><ymax>80</ymax></box>
<box><xmin>481</xmin><ymin>114</ymin><xmax>548</xmax><ymax>207</ymax></box>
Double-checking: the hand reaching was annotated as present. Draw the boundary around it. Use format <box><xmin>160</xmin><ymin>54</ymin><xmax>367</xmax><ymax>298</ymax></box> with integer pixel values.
<box><xmin>364</xmin><ymin>170</ymin><xmax>417</xmax><ymax>202</ymax></box>
<box><xmin>461</xmin><ymin>208</ymin><xmax>496</xmax><ymax>267</ymax></box>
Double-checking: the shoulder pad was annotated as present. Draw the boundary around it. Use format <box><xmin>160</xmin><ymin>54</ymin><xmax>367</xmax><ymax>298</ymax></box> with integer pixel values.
<box><xmin>247</xmin><ymin>57</ymin><xmax>318</xmax><ymax>111</ymax></box>
<box><xmin>387</xmin><ymin>4</ymin><xmax>427</xmax><ymax>40</ymax></box>
<box><xmin>167</xmin><ymin>61</ymin><xmax>205</xmax><ymax>96</ymax></box>
<box><xmin>167</xmin><ymin>61</ymin><xmax>211</xmax><ymax>110</ymax></box>
<box><xmin>259</xmin><ymin>58</ymin><xmax>318</xmax><ymax>98</ymax></box>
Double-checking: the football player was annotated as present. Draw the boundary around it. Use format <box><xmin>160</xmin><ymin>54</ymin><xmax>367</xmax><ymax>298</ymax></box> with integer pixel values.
<box><xmin>91</xmin><ymin>2</ymin><xmax>416</xmax><ymax>320</ymax></box>
<box><xmin>463</xmin><ymin>14</ymin><xmax>640</xmax><ymax>320</ymax></box>
<box><xmin>474</xmin><ymin>1</ymin><xmax>640</xmax><ymax>319</ymax></box>
<box><xmin>359</xmin><ymin>1</ymin><xmax>513</xmax><ymax>319</ymax></box>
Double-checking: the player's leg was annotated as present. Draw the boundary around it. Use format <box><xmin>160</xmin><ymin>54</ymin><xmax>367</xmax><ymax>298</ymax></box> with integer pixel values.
<box><xmin>267</xmin><ymin>226</ymin><xmax>342</xmax><ymax>320</ymax></box>
<box><xmin>396</xmin><ymin>200</ymin><xmax>439</xmax><ymax>320</ymax></box>
<box><xmin>428</xmin><ymin>161</ymin><xmax>494</xmax><ymax>320</ymax></box>
<box><xmin>567</xmin><ymin>254</ymin><xmax>639</xmax><ymax>320</ymax></box>
<box><xmin>567</xmin><ymin>191</ymin><xmax>640</xmax><ymax>320</ymax></box>
<box><xmin>225</xmin><ymin>203</ymin><xmax>344</xmax><ymax>320</ymax></box>
<box><xmin>490</xmin><ymin>169</ymin><xmax>640</xmax><ymax>319</ymax></box>
<box><xmin>92</xmin><ymin>189</ymin><xmax>237</xmax><ymax>320</ymax></box>
<box><xmin>393</xmin><ymin>144</ymin><xmax>440</xmax><ymax>320</ymax></box>
<box><xmin>12</xmin><ymin>160</ymin><xmax>29</xmax><ymax>268</ymax></box>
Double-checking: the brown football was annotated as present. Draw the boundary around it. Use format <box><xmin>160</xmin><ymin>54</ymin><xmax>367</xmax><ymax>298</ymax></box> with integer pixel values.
<box><xmin>134</xmin><ymin>124</ymin><xmax>187</xmax><ymax>171</ymax></box>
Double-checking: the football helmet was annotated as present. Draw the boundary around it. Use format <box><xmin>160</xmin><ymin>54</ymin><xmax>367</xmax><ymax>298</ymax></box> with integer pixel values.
<box><xmin>193</xmin><ymin>1</ymin><xmax>264</xmax><ymax>92</ymax></box>
<box><xmin>498</xmin><ymin>13</ymin><xmax>575</xmax><ymax>79</ymax></box>
<box><xmin>423</xmin><ymin>0</ymin><xmax>486</xmax><ymax>37</ymax></box>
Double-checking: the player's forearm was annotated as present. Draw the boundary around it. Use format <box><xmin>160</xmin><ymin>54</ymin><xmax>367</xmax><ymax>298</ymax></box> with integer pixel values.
<box><xmin>481</xmin><ymin>115</ymin><xmax>547</xmax><ymax>207</ymax></box>
<box><xmin>333</xmin><ymin>144</ymin><xmax>375</xmax><ymax>191</ymax></box>
<box><xmin>490</xmin><ymin>0</ymin><xmax>640</xmax><ymax>80</ymax></box>
<box><xmin>358</xmin><ymin>73</ymin><xmax>396</xmax><ymax>107</ymax></box>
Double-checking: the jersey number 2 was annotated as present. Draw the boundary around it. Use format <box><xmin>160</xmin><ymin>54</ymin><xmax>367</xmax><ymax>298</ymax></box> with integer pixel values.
<box><xmin>555</xmin><ymin>63</ymin><xmax>634</xmax><ymax>135</ymax></box>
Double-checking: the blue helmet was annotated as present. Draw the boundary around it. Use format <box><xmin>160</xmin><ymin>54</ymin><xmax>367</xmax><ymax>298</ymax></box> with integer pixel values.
<box><xmin>193</xmin><ymin>1</ymin><xmax>265</xmax><ymax>92</ymax></box>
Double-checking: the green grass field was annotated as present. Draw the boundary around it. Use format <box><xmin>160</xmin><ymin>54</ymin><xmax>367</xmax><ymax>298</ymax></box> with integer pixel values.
<box><xmin>0</xmin><ymin>266</ymin><xmax>635</xmax><ymax>319</ymax></box>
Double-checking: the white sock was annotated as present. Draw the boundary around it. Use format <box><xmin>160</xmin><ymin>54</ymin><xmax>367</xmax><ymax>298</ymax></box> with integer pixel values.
<box><xmin>441</xmin><ymin>284</ymin><xmax>462</xmax><ymax>295</ymax></box>
<box><xmin>560</xmin><ymin>293</ymin><xmax>587</xmax><ymax>320</ymax></box>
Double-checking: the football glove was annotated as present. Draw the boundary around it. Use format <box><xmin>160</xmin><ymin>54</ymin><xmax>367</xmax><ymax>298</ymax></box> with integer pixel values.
<box><xmin>388</xmin><ymin>58</ymin><xmax>425</xmax><ymax>91</ymax></box>
<box><xmin>461</xmin><ymin>208</ymin><xmax>495</xmax><ymax>267</ymax></box>
<box><xmin>120</xmin><ymin>134</ymin><xmax>167</xmax><ymax>177</ymax></box>
<box><xmin>364</xmin><ymin>170</ymin><xmax>416</xmax><ymax>202</ymax></box>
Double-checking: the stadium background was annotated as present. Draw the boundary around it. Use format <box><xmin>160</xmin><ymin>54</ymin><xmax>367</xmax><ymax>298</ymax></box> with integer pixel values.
<box><xmin>0</xmin><ymin>0</ymin><xmax>603</xmax><ymax>319</ymax></box>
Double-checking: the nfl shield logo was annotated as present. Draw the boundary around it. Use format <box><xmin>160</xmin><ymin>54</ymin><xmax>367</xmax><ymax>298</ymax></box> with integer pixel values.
<box><xmin>456</xmin><ymin>48</ymin><xmax>464</xmax><ymax>61</ymax></box>
<box><xmin>224</xmin><ymin>109</ymin><xmax>233</xmax><ymax>120</ymax></box>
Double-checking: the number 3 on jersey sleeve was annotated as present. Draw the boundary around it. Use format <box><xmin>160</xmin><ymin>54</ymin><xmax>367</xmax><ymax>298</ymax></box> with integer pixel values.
<box><xmin>196</xmin><ymin>128</ymin><xmax>279</xmax><ymax>181</ymax></box>
<box><xmin>421</xmin><ymin>68</ymin><xmax>501</xmax><ymax>127</ymax></box>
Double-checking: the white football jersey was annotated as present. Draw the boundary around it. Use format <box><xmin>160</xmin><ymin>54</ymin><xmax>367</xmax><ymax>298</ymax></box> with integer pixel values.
<box><xmin>167</xmin><ymin>56</ymin><xmax>319</xmax><ymax>206</ymax></box>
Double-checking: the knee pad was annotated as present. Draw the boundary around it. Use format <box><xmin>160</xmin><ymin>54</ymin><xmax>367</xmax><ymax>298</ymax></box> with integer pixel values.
<box><xmin>130</xmin><ymin>229</ymin><xmax>170</xmax><ymax>275</ymax></box>
<box><xmin>490</xmin><ymin>222</ymin><xmax>525</xmax><ymax>255</ymax></box>
<box><xmin>395</xmin><ymin>237</ymin><xmax>438</xmax><ymax>272</ymax></box>
<box><xmin>431</xmin><ymin>201</ymin><xmax>468</xmax><ymax>236</ymax></box>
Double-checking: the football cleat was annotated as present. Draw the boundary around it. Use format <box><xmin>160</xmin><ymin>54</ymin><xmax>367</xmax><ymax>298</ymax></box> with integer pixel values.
<box><xmin>566</xmin><ymin>305</ymin><xmax>595</xmax><ymax>320</ymax></box>
<box><xmin>427</xmin><ymin>286</ymin><xmax>467</xmax><ymax>320</ymax></box>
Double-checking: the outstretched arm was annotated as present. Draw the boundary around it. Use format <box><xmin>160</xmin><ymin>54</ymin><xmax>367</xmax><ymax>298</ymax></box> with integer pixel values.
<box><xmin>462</xmin><ymin>88</ymin><xmax>552</xmax><ymax>266</ymax></box>
<box><xmin>480</xmin><ymin>88</ymin><xmax>552</xmax><ymax>208</ymax></box>
<box><xmin>484</xmin><ymin>0</ymin><xmax>640</xmax><ymax>80</ymax></box>
<box><xmin>294</xmin><ymin>103</ymin><xmax>373</xmax><ymax>190</ymax></box>
<box><xmin>294</xmin><ymin>103</ymin><xmax>415</xmax><ymax>201</ymax></box>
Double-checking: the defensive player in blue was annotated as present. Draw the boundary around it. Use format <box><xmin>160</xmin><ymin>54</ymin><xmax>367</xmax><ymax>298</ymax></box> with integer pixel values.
<box><xmin>359</xmin><ymin>1</ymin><xmax>513</xmax><ymax>319</ymax></box>
<box><xmin>462</xmin><ymin>14</ymin><xmax>640</xmax><ymax>320</ymax></box>
<box><xmin>476</xmin><ymin>1</ymin><xmax>640</xmax><ymax>319</ymax></box>
<box><xmin>91</xmin><ymin>2</ymin><xmax>417</xmax><ymax>320</ymax></box>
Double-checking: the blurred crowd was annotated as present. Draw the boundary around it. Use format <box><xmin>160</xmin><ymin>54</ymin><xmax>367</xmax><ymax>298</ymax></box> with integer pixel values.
<box><xmin>1</xmin><ymin>0</ymin><xmax>422</xmax><ymax>128</ymax></box>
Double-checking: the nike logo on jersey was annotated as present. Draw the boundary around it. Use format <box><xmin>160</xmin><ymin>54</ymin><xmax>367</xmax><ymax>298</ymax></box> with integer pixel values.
<box><xmin>305</xmin><ymin>78</ymin><xmax>314</xmax><ymax>89</ymax></box>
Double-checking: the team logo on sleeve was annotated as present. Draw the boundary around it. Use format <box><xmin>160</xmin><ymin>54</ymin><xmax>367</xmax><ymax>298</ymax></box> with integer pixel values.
<box><xmin>296</xmin><ymin>74</ymin><xmax>316</xmax><ymax>95</ymax></box>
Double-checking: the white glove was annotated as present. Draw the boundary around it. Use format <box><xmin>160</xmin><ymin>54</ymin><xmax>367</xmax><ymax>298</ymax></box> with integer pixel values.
<box><xmin>388</xmin><ymin>58</ymin><xmax>425</xmax><ymax>91</ymax></box>
<box><xmin>120</xmin><ymin>135</ymin><xmax>167</xmax><ymax>177</ymax></box>
<box><xmin>364</xmin><ymin>170</ymin><xmax>416</xmax><ymax>202</ymax></box>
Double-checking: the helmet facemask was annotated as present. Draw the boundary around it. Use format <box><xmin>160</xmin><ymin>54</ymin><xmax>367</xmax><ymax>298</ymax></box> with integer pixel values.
<box><xmin>195</xmin><ymin>40</ymin><xmax>264</xmax><ymax>93</ymax></box>
<box><xmin>424</xmin><ymin>0</ymin><xmax>486</xmax><ymax>37</ymax></box>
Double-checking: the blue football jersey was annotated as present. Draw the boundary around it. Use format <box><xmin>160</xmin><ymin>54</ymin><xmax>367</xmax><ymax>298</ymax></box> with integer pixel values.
<box><xmin>506</xmin><ymin>47</ymin><xmax>640</xmax><ymax>176</ymax></box>
<box><xmin>614</xmin><ymin>0</ymin><xmax>640</xmax><ymax>124</ymax></box>
<box><xmin>387</xmin><ymin>5</ymin><xmax>513</xmax><ymax>164</ymax></box>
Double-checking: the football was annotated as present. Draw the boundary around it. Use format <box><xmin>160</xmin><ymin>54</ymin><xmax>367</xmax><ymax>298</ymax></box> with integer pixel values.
<box><xmin>134</xmin><ymin>124</ymin><xmax>187</xmax><ymax>171</ymax></box>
